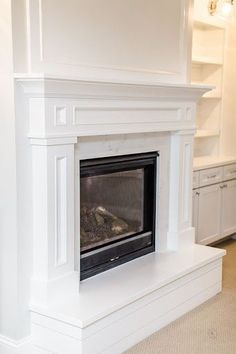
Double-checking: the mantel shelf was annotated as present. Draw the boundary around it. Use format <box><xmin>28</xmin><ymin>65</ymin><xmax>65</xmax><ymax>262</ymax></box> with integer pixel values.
<box><xmin>191</xmin><ymin>82</ymin><xmax>220</xmax><ymax>99</ymax></box>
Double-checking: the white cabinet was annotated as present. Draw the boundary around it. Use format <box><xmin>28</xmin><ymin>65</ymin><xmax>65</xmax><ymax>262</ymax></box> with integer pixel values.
<box><xmin>223</xmin><ymin>163</ymin><xmax>236</xmax><ymax>181</ymax></box>
<box><xmin>221</xmin><ymin>180</ymin><xmax>236</xmax><ymax>237</ymax></box>
<box><xmin>197</xmin><ymin>184</ymin><xmax>221</xmax><ymax>244</ymax></box>
<box><xmin>193</xmin><ymin>163</ymin><xmax>236</xmax><ymax>245</ymax></box>
<box><xmin>199</xmin><ymin>166</ymin><xmax>222</xmax><ymax>187</ymax></box>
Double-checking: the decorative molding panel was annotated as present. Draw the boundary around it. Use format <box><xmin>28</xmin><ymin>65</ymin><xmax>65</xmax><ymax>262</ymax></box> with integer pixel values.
<box><xmin>26</xmin><ymin>0</ymin><xmax>191</xmax><ymax>84</ymax></box>
<box><xmin>54</xmin><ymin>106</ymin><xmax>67</xmax><ymax>126</ymax></box>
<box><xmin>167</xmin><ymin>131</ymin><xmax>195</xmax><ymax>250</ymax></box>
<box><xmin>30</xmin><ymin>141</ymin><xmax>77</xmax><ymax>305</ymax></box>
<box><xmin>55</xmin><ymin>156</ymin><xmax>68</xmax><ymax>266</ymax></box>
<box><xmin>181</xmin><ymin>140</ymin><xmax>193</xmax><ymax>226</ymax></box>
<box><xmin>72</xmin><ymin>107</ymin><xmax>182</xmax><ymax>125</ymax></box>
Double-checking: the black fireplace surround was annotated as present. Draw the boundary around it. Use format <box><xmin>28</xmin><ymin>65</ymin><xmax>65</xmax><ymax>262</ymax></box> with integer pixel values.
<box><xmin>80</xmin><ymin>152</ymin><xmax>158</xmax><ymax>280</ymax></box>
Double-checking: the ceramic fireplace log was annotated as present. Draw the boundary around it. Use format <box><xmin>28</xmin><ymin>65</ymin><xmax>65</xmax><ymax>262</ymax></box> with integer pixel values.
<box><xmin>80</xmin><ymin>205</ymin><xmax>130</xmax><ymax>249</ymax></box>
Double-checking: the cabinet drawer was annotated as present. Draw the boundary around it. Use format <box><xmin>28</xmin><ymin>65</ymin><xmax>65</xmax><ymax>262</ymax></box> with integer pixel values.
<box><xmin>223</xmin><ymin>163</ymin><xmax>236</xmax><ymax>181</ymax></box>
<box><xmin>199</xmin><ymin>167</ymin><xmax>223</xmax><ymax>187</ymax></box>
<box><xmin>193</xmin><ymin>171</ymin><xmax>200</xmax><ymax>189</ymax></box>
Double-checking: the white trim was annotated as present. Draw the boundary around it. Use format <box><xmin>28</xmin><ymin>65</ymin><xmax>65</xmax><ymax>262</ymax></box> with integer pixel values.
<box><xmin>30</xmin><ymin>137</ymin><xmax>77</xmax><ymax>146</ymax></box>
<box><xmin>0</xmin><ymin>335</ymin><xmax>32</xmax><ymax>354</ymax></box>
<box><xmin>54</xmin><ymin>155</ymin><xmax>68</xmax><ymax>267</ymax></box>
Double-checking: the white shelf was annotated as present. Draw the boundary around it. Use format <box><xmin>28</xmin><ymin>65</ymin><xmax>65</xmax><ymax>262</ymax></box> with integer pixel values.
<box><xmin>191</xmin><ymin>64</ymin><xmax>222</xmax><ymax>98</ymax></box>
<box><xmin>201</xmin><ymin>94</ymin><xmax>221</xmax><ymax>100</ymax></box>
<box><xmin>195</xmin><ymin>129</ymin><xmax>220</xmax><ymax>138</ymax></box>
<box><xmin>192</xmin><ymin>56</ymin><xmax>223</xmax><ymax>66</ymax></box>
<box><xmin>194</xmin><ymin>18</ymin><xmax>226</xmax><ymax>30</ymax></box>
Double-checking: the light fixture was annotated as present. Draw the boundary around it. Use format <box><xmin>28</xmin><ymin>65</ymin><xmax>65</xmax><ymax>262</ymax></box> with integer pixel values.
<box><xmin>208</xmin><ymin>0</ymin><xmax>234</xmax><ymax>16</ymax></box>
<box><xmin>208</xmin><ymin>0</ymin><xmax>218</xmax><ymax>15</ymax></box>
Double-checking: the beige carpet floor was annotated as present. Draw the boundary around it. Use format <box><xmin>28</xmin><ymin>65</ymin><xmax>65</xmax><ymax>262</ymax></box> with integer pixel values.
<box><xmin>125</xmin><ymin>239</ymin><xmax>236</xmax><ymax>354</ymax></box>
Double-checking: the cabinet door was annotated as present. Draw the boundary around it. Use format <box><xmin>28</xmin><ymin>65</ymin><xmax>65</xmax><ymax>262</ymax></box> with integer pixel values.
<box><xmin>221</xmin><ymin>180</ymin><xmax>236</xmax><ymax>237</ymax></box>
<box><xmin>197</xmin><ymin>184</ymin><xmax>221</xmax><ymax>245</ymax></box>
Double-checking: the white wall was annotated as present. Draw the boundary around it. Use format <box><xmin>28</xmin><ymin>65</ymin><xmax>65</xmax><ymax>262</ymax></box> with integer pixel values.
<box><xmin>221</xmin><ymin>22</ymin><xmax>236</xmax><ymax>156</ymax></box>
<box><xmin>0</xmin><ymin>0</ymin><xmax>18</xmax><ymax>340</ymax></box>
<box><xmin>194</xmin><ymin>0</ymin><xmax>234</xmax><ymax>21</ymax></box>
<box><xmin>0</xmin><ymin>0</ymin><xmax>33</xmax><ymax>343</ymax></box>
<box><xmin>11</xmin><ymin>0</ymin><xmax>28</xmax><ymax>72</ymax></box>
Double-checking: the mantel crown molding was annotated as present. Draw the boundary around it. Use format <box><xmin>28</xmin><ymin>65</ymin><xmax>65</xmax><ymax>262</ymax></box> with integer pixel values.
<box><xmin>15</xmin><ymin>74</ymin><xmax>212</xmax><ymax>101</ymax></box>
<box><xmin>15</xmin><ymin>74</ymin><xmax>213</xmax><ymax>139</ymax></box>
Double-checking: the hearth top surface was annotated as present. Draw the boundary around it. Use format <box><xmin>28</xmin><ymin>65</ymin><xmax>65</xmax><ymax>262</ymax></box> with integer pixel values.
<box><xmin>31</xmin><ymin>244</ymin><xmax>225</xmax><ymax>328</ymax></box>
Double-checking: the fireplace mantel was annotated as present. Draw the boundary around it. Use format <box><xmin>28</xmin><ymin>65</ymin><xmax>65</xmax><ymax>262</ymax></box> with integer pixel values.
<box><xmin>14</xmin><ymin>75</ymin><xmax>225</xmax><ymax>354</ymax></box>
<box><xmin>15</xmin><ymin>75</ymin><xmax>211</xmax><ymax>139</ymax></box>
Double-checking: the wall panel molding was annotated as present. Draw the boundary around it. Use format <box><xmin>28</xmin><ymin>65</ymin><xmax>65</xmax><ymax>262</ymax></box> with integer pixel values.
<box><xmin>55</xmin><ymin>156</ymin><xmax>68</xmax><ymax>267</ymax></box>
<box><xmin>26</xmin><ymin>0</ymin><xmax>192</xmax><ymax>84</ymax></box>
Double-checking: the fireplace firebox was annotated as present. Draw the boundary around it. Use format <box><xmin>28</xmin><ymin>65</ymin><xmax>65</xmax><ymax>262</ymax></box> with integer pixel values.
<box><xmin>80</xmin><ymin>152</ymin><xmax>158</xmax><ymax>280</ymax></box>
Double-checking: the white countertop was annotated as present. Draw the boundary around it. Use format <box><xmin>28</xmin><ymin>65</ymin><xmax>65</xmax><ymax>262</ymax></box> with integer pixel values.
<box><xmin>193</xmin><ymin>155</ymin><xmax>236</xmax><ymax>171</ymax></box>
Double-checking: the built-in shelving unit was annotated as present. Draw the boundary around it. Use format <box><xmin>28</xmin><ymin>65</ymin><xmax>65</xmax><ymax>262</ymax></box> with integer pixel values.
<box><xmin>191</xmin><ymin>16</ymin><xmax>226</xmax><ymax>160</ymax></box>
<box><xmin>191</xmin><ymin>1</ymin><xmax>236</xmax><ymax>247</ymax></box>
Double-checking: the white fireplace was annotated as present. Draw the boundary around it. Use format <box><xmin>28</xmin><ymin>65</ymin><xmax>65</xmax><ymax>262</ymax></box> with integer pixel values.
<box><xmin>12</xmin><ymin>76</ymin><xmax>225</xmax><ymax>354</ymax></box>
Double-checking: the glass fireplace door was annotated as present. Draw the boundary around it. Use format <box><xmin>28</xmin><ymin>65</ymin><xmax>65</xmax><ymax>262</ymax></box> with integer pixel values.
<box><xmin>80</xmin><ymin>152</ymin><xmax>158</xmax><ymax>279</ymax></box>
<box><xmin>81</xmin><ymin>168</ymin><xmax>145</xmax><ymax>251</ymax></box>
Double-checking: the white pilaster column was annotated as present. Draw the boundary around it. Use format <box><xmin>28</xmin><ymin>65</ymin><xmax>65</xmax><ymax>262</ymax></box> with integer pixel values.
<box><xmin>30</xmin><ymin>137</ymin><xmax>78</xmax><ymax>306</ymax></box>
<box><xmin>167</xmin><ymin>130</ymin><xmax>195</xmax><ymax>250</ymax></box>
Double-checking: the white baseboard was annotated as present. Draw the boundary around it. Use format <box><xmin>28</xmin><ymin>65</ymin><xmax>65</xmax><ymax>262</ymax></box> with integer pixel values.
<box><xmin>0</xmin><ymin>335</ymin><xmax>32</xmax><ymax>354</ymax></box>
